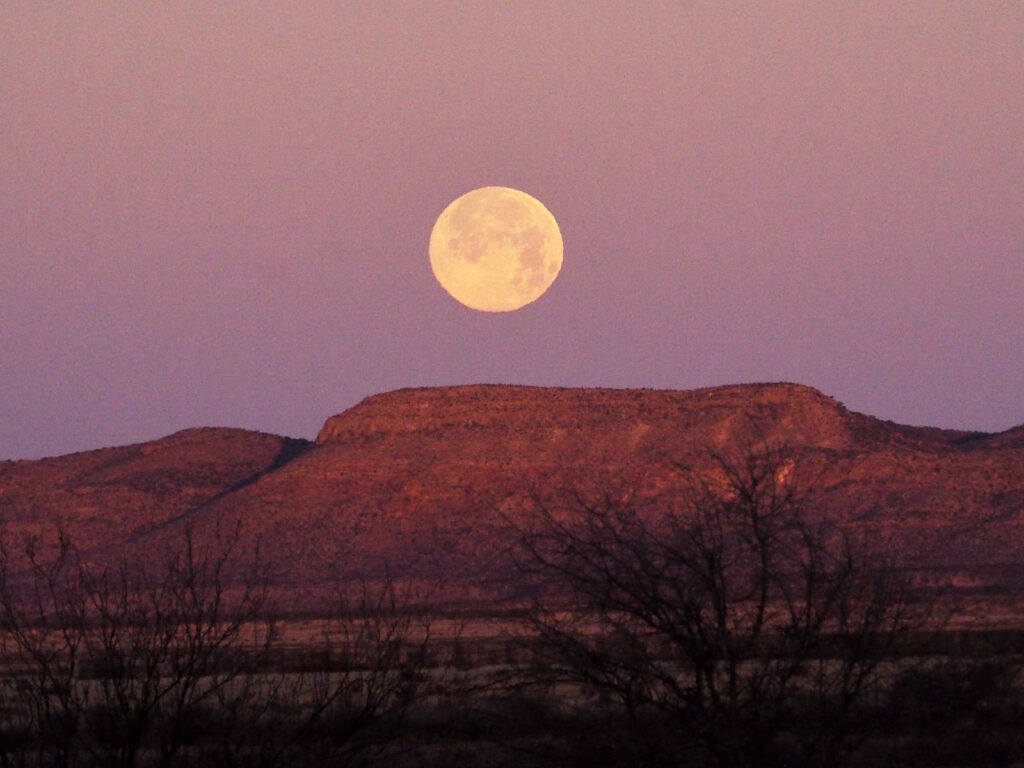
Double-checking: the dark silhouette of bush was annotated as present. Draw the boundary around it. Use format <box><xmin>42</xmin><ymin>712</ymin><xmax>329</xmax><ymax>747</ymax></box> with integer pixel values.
<box><xmin>0</xmin><ymin>526</ymin><xmax>430</xmax><ymax>768</ymax></box>
<box><xmin>882</xmin><ymin>657</ymin><xmax>1024</xmax><ymax>766</ymax></box>
<box><xmin>508</xmin><ymin>445</ymin><xmax>922</xmax><ymax>768</ymax></box>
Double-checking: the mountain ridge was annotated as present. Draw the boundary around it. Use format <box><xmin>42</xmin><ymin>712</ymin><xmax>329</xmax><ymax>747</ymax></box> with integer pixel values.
<box><xmin>2</xmin><ymin>383</ymin><xmax>1022</xmax><ymax>608</ymax></box>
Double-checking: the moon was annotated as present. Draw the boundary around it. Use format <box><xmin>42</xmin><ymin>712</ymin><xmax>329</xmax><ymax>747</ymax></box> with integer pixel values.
<box><xmin>429</xmin><ymin>187</ymin><xmax>563</xmax><ymax>312</ymax></box>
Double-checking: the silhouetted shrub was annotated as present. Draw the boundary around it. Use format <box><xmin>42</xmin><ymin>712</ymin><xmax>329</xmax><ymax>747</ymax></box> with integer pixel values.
<box><xmin>509</xmin><ymin>445</ymin><xmax>923</xmax><ymax>768</ymax></box>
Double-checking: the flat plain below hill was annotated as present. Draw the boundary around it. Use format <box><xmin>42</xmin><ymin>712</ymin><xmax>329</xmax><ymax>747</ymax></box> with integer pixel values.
<box><xmin>2</xmin><ymin>383</ymin><xmax>1023</xmax><ymax>620</ymax></box>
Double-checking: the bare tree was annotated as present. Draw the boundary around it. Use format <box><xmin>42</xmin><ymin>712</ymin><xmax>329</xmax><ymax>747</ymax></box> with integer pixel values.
<box><xmin>208</xmin><ymin>578</ymin><xmax>431</xmax><ymax>768</ymax></box>
<box><xmin>0</xmin><ymin>525</ymin><xmax>271</xmax><ymax>768</ymax></box>
<box><xmin>510</xmin><ymin>446</ymin><xmax>919</xmax><ymax>768</ymax></box>
<box><xmin>0</xmin><ymin>527</ymin><xmax>431</xmax><ymax>768</ymax></box>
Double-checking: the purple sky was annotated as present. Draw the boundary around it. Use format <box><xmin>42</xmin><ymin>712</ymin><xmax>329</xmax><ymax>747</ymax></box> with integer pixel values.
<box><xmin>2</xmin><ymin>2</ymin><xmax>1022</xmax><ymax>460</ymax></box>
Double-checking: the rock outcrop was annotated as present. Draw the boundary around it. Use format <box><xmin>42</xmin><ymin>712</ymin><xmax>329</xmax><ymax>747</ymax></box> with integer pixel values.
<box><xmin>2</xmin><ymin>383</ymin><xmax>1022</xmax><ymax>608</ymax></box>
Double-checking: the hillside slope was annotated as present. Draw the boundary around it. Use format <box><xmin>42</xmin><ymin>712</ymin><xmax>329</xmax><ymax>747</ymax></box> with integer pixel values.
<box><xmin>2</xmin><ymin>384</ymin><xmax>1021</xmax><ymax>605</ymax></box>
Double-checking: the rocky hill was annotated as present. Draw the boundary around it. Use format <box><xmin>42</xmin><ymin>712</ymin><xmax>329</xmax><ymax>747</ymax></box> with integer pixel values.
<box><xmin>0</xmin><ymin>427</ymin><xmax>308</xmax><ymax>544</ymax></box>
<box><xmin>2</xmin><ymin>383</ymin><xmax>1022</xmax><ymax>608</ymax></box>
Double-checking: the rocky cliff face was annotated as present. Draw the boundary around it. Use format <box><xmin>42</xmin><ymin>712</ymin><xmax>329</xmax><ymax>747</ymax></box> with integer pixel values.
<box><xmin>2</xmin><ymin>383</ymin><xmax>1021</xmax><ymax>607</ymax></box>
<box><xmin>317</xmin><ymin>383</ymin><xmax>862</xmax><ymax>450</ymax></box>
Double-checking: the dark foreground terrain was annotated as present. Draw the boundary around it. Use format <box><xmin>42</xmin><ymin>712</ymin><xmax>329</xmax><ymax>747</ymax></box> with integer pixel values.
<box><xmin>0</xmin><ymin>534</ymin><xmax>1022</xmax><ymax>768</ymax></box>
<box><xmin>1</xmin><ymin>383</ymin><xmax>1022</xmax><ymax>765</ymax></box>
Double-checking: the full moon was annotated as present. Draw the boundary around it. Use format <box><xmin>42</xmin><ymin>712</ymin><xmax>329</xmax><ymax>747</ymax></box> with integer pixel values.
<box><xmin>429</xmin><ymin>187</ymin><xmax>563</xmax><ymax>312</ymax></box>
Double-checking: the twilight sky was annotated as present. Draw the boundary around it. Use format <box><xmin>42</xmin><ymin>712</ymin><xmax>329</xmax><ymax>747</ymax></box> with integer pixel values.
<box><xmin>2</xmin><ymin>1</ymin><xmax>1022</xmax><ymax>460</ymax></box>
